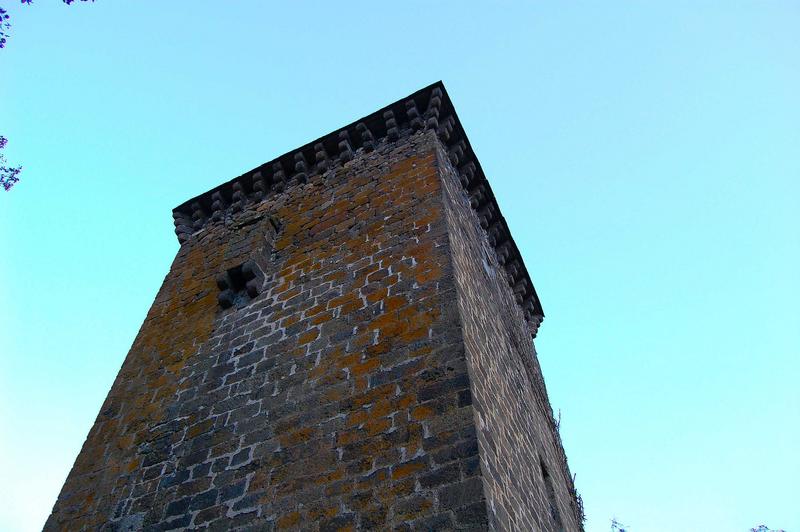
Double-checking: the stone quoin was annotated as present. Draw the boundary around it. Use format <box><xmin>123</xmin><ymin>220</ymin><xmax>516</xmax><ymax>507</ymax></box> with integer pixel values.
<box><xmin>46</xmin><ymin>82</ymin><xmax>584</xmax><ymax>531</ymax></box>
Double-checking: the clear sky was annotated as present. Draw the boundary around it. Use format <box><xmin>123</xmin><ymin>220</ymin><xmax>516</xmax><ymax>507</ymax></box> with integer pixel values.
<box><xmin>1</xmin><ymin>2</ymin><xmax>798</xmax><ymax>531</ymax></box>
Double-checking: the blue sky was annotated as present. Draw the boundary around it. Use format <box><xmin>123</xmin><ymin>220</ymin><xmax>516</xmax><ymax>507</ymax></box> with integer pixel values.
<box><xmin>1</xmin><ymin>2</ymin><xmax>798</xmax><ymax>531</ymax></box>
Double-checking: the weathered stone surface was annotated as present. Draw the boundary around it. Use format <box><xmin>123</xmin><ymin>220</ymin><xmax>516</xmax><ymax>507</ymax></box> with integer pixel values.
<box><xmin>438</xmin><ymin>136</ymin><xmax>583</xmax><ymax>530</ymax></box>
<box><xmin>46</xmin><ymin>83</ymin><xmax>581</xmax><ymax>531</ymax></box>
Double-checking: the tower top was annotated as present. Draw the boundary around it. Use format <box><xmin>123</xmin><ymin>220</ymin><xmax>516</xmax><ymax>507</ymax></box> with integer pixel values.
<box><xmin>171</xmin><ymin>81</ymin><xmax>544</xmax><ymax>336</ymax></box>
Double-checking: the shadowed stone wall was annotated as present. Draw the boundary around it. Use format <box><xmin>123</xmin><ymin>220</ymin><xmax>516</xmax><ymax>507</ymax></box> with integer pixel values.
<box><xmin>438</xmin><ymin>142</ymin><xmax>583</xmax><ymax>531</ymax></box>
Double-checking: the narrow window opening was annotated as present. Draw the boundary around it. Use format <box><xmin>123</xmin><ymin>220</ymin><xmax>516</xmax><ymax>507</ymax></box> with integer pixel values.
<box><xmin>265</xmin><ymin>215</ymin><xmax>284</xmax><ymax>262</ymax></box>
<box><xmin>268</xmin><ymin>215</ymin><xmax>282</xmax><ymax>233</ymax></box>
<box><xmin>540</xmin><ymin>457</ymin><xmax>565</xmax><ymax>532</ymax></box>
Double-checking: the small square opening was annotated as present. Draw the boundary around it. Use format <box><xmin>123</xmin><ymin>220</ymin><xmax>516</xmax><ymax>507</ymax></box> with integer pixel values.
<box><xmin>217</xmin><ymin>261</ymin><xmax>262</xmax><ymax>310</ymax></box>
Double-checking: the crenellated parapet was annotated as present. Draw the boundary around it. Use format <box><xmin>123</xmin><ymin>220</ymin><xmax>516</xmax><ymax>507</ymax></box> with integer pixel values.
<box><xmin>172</xmin><ymin>81</ymin><xmax>544</xmax><ymax>336</ymax></box>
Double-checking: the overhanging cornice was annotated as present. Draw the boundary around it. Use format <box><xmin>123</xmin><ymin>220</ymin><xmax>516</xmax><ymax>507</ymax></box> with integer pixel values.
<box><xmin>172</xmin><ymin>81</ymin><xmax>544</xmax><ymax>336</ymax></box>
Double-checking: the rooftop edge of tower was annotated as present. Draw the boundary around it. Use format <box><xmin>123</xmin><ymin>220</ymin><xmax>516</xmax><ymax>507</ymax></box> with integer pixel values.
<box><xmin>171</xmin><ymin>81</ymin><xmax>544</xmax><ymax>337</ymax></box>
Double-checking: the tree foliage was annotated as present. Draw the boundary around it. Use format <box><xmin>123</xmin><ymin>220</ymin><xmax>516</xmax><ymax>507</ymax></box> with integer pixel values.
<box><xmin>2</xmin><ymin>0</ymin><xmax>93</xmax><ymax>48</ymax></box>
<box><xmin>1</xmin><ymin>0</ymin><xmax>94</xmax><ymax>190</ymax></box>
<box><xmin>0</xmin><ymin>6</ymin><xmax>11</xmax><ymax>48</ymax></box>
<box><xmin>0</xmin><ymin>136</ymin><xmax>21</xmax><ymax>191</ymax></box>
<box><xmin>610</xmin><ymin>519</ymin><xmax>785</xmax><ymax>532</ymax></box>
<box><xmin>611</xmin><ymin>518</ymin><xmax>629</xmax><ymax>532</ymax></box>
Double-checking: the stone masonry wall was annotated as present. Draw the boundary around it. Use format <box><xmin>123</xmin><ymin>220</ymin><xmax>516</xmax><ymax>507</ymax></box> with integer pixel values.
<box><xmin>438</xmin><ymin>142</ymin><xmax>583</xmax><ymax>531</ymax></box>
<box><xmin>46</xmin><ymin>130</ymin><xmax>489</xmax><ymax>531</ymax></box>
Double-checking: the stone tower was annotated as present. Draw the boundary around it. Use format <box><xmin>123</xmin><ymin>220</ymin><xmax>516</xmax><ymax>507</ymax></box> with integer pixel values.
<box><xmin>46</xmin><ymin>82</ymin><xmax>583</xmax><ymax>531</ymax></box>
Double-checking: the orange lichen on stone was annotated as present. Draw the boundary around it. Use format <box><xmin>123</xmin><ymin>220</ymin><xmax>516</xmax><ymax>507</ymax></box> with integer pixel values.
<box><xmin>297</xmin><ymin>328</ymin><xmax>319</xmax><ymax>345</ymax></box>
<box><xmin>411</xmin><ymin>405</ymin><xmax>435</xmax><ymax>421</ymax></box>
<box><xmin>279</xmin><ymin>426</ymin><xmax>316</xmax><ymax>447</ymax></box>
<box><xmin>351</xmin><ymin>358</ymin><xmax>380</xmax><ymax>377</ymax></box>
<box><xmin>276</xmin><ymin>511</ymin><xmax>301</xmax><ymax>530</ymax></box>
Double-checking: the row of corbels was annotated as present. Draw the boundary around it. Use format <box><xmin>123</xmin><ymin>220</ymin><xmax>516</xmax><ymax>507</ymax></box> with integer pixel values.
<box><xmin>173</xmin><ymin>88</ymin><xmax>449</xmax><ymax>244</ymax></box>
<box><xmin>171</xmin><ymin>85</ymin><xmax>543</xmax><ymax>334</ymax></box>
<box><xmin>440</xmin><ymin>119</ymin><xmax>544</xmax><ymax>335</ymax></box>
